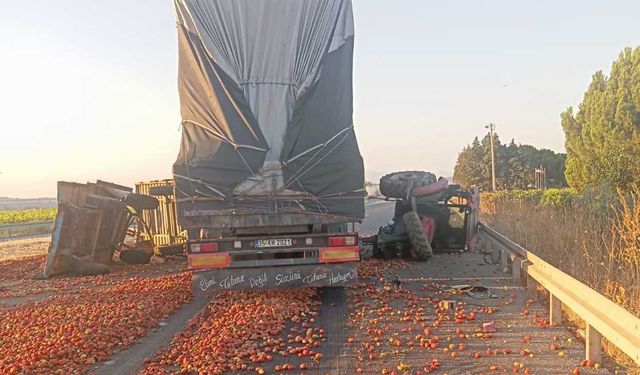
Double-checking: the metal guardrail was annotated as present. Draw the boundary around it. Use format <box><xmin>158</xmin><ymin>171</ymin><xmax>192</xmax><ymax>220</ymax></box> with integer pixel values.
<box><xmin>0</xmin><ymin>221</ymin><xmax>54</xmax><ymax>240</ymax></box>
<box><xmin>478</xmin><ymin>223</ymin><xmax>640</xmax><ymax>365</ymax></box>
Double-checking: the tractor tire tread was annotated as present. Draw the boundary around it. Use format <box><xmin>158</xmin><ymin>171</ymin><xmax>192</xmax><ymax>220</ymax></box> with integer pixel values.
<box><xmin>402</xmin><ymin>211</ymin><xmax>433</xmax><ymax>261</ymax></box>
<box><xmin>380</xmin><ymin>171</ymin><xmax>437</xmax><ymax>198</ymax></box>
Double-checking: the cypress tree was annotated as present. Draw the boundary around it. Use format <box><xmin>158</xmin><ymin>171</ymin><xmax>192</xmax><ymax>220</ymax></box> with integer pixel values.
<box><xmin>561</xmin><ymin>47</ymin><xmax>640</xmax><ymax>191</ymax></box>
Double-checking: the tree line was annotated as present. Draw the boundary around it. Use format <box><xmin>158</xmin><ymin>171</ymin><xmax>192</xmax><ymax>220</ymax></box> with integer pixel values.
<box><xmin>453</xmin><ymin>134</ymin><xmax>566</xmax><ymax>191</ymax></box>
<box><xmin>454</xmin><ymin>46</ymin><xmax>640</xmax><ymax>192</ymax></box>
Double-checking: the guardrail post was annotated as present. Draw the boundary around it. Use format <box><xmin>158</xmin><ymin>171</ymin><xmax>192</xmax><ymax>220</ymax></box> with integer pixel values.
<box><xmin>499</xmin><ymin>248</ymin><xmax>508</xmax><ymax>272</ymax></box>
<box><xmin>549</xmin><ymin>294</ymin><xmax>562</xmax><ymax>325</ymax></box>
<box><xmin>520</xmin><ymin>259</ymin><xmax>532</xmax><ymax>286</ymax></box>
<box><xmin>510</xmin><ymin>255</ymin><xmax>520</xmax><ymax>281</ymax></box>
<box><xmin>586</xmin><ymin>324</ymin><xmax>602</xmax><ymax>363</ymax></box>
<box><xmin>526</xmin><ymin>274</ymin><xmax>537</xmax><ymax>299</ymax></box>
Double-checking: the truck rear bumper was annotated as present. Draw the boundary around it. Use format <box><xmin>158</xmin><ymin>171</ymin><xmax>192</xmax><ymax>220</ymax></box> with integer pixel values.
<box><xmin>192</xmin><ymin>262</ymin><xmax>358</xmax><ymax>293</ymax></box>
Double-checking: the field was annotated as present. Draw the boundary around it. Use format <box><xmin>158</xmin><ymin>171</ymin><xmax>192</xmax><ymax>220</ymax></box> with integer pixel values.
<box><xmin>0</xmin><ymin>208</ymin><xmax>57</xmax><ymax>225</ymax></box>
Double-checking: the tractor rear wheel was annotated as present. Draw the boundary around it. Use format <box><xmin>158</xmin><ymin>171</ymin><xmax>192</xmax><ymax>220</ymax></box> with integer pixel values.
<box><xmin>402</xmin><ymin>211</ymin><xmax>433</xmax><ymax>261</ymax></box>
<box><xmin>380</xmin><ymin>171</ymin><xmax>437</xmax><ymax>198</ymax></box>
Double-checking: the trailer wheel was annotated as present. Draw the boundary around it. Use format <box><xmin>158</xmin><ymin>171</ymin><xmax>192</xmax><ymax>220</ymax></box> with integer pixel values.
<box><xmin>380</xmin><ymin>171</ymin><xmax>437</xmax><ymax>198</ymax></box>
<box><xmin>402</xmin><ymin>211</ymin><xmax>433</xmax><ymax>261</ymax></box>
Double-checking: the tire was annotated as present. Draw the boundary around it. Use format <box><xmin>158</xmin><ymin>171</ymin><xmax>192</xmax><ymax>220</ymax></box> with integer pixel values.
<box><xmin>158</xmin><ymin>244</ymin><xmax>185</xmax><ymax>256</ymax></box>
<box><xmin>119</xmin><ymin>250</ymin><xmax>153</xmax><ymax>265</ymax></box>
<box><xmin>359</xmin><ymin>243</ymin><xmax>374</xmax><ymax>260</ymax></box>
<box><xmin>380</xmin><ymin>171</ymin><xmax>437</xmax><ymax>198</ymax></box>
<box><xmin>359</xmin><ymin>236</ymin><xmax>375</xmax><ymax>260</ymax></box>
<box><xmin>123</xmin><ymin>193</ymin><xmax>159</xmax><ymax>210</ymax></box>
<box><xmin>402</xmin><ymin>211</ymin><xmax>433</xmax><ymax>261</ymax></box>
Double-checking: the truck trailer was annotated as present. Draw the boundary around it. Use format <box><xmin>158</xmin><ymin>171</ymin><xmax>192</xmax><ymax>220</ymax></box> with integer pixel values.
<box><xmin>171</xmin><ymin>0</ymin><xmax>364</xmax><ymax>292</ymax></box>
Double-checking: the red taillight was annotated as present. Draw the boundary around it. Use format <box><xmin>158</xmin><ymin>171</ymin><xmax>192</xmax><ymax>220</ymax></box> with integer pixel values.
<box><xmin>328</xmin><ymin>236</ymin><xmax>356</xmax><ymax>246</ymax></box>
<box><xmin>190</xmin><ymin>242</ymin><xmax>218</xmax><ymax>253</ymax></box>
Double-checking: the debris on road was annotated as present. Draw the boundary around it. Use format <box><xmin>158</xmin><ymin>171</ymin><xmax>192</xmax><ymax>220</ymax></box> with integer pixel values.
<box><xmin>0</xmin><ymin>250</ymin><xmax>185</xmax><ymax>302</ymax></box>
<box><xmin>0</xmin><ymin>234</ymin><xmax>618</xmax><ymax>374</ymax></box>
<box><xmin>140</xmin><ymin>289</ymin><xmax>322</xmax><ymax>374</ymax></box>
<box><xmin>439</xmin><ymin>300</ymin><xmax>456</xmax><ymax>310</ymax></box>
<box><xmin>0</xmin><ymin>254</ymin><xmax>46</xmax><ymax>282</ymax></box>
<box><xmin>482</xmin><ymin>321</ymin><xmax>497</xmax><ymax>333</ymax></box>
<box><xmin>0</xmin><ymin>272</ymin><xmax>192</xmax><ymax>374</ymax></box>
<box><xmin>446</xmin><ymin>284</ymin><xmax>497</xmax><ymax>299</ymax></box>
<box><xmin>343</xmin><ymin>254</ymin><xmax>610</xmax><ymax>375</ymax></box>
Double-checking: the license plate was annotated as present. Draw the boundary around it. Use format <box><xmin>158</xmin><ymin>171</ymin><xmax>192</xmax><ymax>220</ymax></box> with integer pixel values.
<box><xmin>255</xmin><ymin>238</ymin><xmax>292</xmax><ymax>248</ymax></box>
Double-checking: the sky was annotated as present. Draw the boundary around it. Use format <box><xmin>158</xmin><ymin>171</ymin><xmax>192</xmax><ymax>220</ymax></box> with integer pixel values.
<box><xmin>1</xmin><ymin>0</ymin><xmax>639</xmax><ymax>198</ymax></box>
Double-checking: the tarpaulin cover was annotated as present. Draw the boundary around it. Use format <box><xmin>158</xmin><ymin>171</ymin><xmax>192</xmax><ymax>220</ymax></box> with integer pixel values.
<box><xmin>172</xmin><ymin>0</ymin><xmax>364</xmax><ymax>221</ymax></box>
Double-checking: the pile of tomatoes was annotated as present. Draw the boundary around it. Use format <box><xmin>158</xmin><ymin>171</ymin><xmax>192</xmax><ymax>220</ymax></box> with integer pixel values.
<box><xmin>0</xmin><ymin>272</ymin><xmax>192</xmax><ymax>374</ymax></box>
<box><xmin>141</xmin><ymin>288</ymin><xmax>323</xmax><ymax>374</ymax></box>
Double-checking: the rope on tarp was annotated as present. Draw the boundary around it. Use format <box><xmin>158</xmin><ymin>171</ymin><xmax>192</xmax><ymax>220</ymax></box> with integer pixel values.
<box><xmin>288</xmin><ymin>178</ymin><xmax>329</xmax><ymax>214</ymax></box>
<box><xmin>173</xmin><ymin>173</ymin><xmax>227</xmax><ymax>199</ymax></box>
<box><xmin>316</xmin><ymin>188</ymin><xmax>366</xmax><ymax>198</ymax></box>
<box><xmin>174</xmin><ymin>189</ymin><xmax>366</xmax><ymax>204</ymax></box>
<box><xmin>231</xmin><ymin>125</ymin><xmax>355</xmax><ymax>201</ymax></box>
<box><xmin>183</xmin><ymin>120</ymin><xmax>267</xmax><ymax>153</ymax></box>
<box><xmin>280</xmin><ymin>125</ymin><xmax>354</xmax><ymax>191</ymax></box>
<box><xmin>284</xmin><ymin>125</ymin><xmax>353</xmax><ymax>165</ymax></box>
<box><xmin>182</xmin><ymin>120</ymin><xmax>267</xmax><ymax>189</ymax></box>
<box><xmin>180</xmin><ymin>139</ymin><xmax>197</xmax><ymax>204</ymax></box>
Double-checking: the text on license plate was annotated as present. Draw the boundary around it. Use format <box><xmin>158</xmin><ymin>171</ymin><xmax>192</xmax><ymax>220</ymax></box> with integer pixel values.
<box><xmin>255</xmin><ymin>238</ymin><xmax>292</xmax><ymax>248</ymax></box>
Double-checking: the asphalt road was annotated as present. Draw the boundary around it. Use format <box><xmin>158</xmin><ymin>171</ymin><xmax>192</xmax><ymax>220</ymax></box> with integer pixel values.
<box><xmin>95</xmin><ymin>201</ymin><xmax>614</xmax><ymax>374</ymax></box>
<box><xmin>358</xmin><ymin>199</ymin><xmax>396</xmax><ymax>237</ymax></box>
<box><xmin>96</xmin><ymin>200</ymin><xmax>397</xmax><ymax>374</ymax></box>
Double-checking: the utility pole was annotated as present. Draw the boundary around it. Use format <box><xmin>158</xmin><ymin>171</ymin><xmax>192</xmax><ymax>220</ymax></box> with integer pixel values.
<box><xmin>485</xmin><ymin>123</ymin><xmax>497</xmax><ymax>191</ymax></box>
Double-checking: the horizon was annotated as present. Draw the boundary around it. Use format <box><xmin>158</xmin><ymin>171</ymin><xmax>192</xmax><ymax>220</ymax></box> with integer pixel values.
<box><xmin>1</xmin><ymin>1</ymin><xmax>639</xmax><ymax>198</ymax></box>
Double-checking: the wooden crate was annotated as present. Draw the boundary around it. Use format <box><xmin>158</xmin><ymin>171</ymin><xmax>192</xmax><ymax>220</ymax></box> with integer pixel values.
<box><xmin>135</xmin><ymin>180</ymin><xmax>186</xmax><ymax>246</ymax></box>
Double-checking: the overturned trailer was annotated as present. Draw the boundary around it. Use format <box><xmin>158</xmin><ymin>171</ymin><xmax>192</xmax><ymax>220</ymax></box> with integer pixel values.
<box><xmin>172</xmin><ymin>0</ymin><xmax>364</xmax><ymax>292</ymax></box>
<box><xmin>43</xmin><ymin>181</ymin><xmax>158</xmax><ymax>278</ymax></box>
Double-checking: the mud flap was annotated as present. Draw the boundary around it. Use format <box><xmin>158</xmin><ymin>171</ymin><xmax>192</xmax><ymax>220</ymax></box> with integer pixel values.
<box><xmin>192</xmin><ymin>262</ymin><xmax>358</xmax><ymax>294</ymax></box>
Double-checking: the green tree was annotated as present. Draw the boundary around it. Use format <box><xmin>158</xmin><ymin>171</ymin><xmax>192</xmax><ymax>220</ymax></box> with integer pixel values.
<box><xmin>453</xmin><ymin>134</ymin><xmax>566</xmax><ymax>190</ymax></box>
<box><xmin>501</xmin><ymin>140</ymin><xmax>533</xmax><ymax>189</ymax></box>
<box><xmin>561</xmin><ymin>47</ymin><xmax>640</xmax><ymax>191</ymax></box>
<box><xmin>453</xmin><ymin>137</ymin><xmax>489</xmax><ymax>190</ymax></box>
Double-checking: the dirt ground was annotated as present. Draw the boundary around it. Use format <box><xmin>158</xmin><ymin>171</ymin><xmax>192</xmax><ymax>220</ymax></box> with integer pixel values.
<box><xmin>0</xmin><ymin>236</ymin><xmax>50</xmax><ymax>262</ymax></box>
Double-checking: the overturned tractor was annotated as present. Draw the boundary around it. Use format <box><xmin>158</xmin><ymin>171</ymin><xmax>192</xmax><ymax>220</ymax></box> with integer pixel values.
<box><xmin>362</xmin><ymin>171</ymin><xmax>479</xmax><ymax>261</ymax></box>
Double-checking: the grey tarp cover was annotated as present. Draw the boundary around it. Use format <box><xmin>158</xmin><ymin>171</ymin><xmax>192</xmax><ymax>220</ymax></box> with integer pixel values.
<box><xmin>172</xmin><ymin>0</ymin><xmax>364</xmax><ymax>222</ymax></box>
